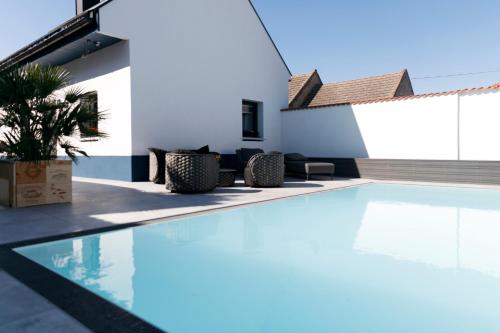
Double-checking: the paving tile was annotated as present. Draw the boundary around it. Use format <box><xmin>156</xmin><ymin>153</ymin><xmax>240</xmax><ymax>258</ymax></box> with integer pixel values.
<box><xmin>0</xmin><ymin>210</ymin><xmax>51</xmax><ymax>225</ymax></box>
<box><xmin>0</xmin><ymin>272</ymin><xmax>90</xmax><ymax>333</ymax></box>
<box><xmin>0</xmin><ymin>309</ymin><xmax>90</xmax><ymax>333</ymax></box>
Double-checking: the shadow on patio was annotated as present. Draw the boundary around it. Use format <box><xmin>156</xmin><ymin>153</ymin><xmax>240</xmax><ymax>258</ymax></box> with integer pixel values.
<box><xmin>0</xmin><ymin>176</ymin><xmax>367</xmax><ymax>246</ymax></box>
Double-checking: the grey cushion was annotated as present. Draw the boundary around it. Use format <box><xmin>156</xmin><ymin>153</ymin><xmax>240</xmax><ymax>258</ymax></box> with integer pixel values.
<box><xmin>285</xmin><ymin>161</ymin><xmax>335</xmax><ymax>175</ymax></box>
<box><xmin>285</xmin><ymin>153</ymin><xmax>307</xmax><ymax>161</ymax></box>
<box><xmin>305</xmin><ymin>162</ymin><xmax>335</xmax><ymax>175</ymax></box>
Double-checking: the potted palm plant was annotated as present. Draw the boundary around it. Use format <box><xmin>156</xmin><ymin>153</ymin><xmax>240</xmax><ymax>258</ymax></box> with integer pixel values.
<box><xmin>0</xmin><ymin>64</ymin><xmax>106</xmax><ymax>207</ymax></box>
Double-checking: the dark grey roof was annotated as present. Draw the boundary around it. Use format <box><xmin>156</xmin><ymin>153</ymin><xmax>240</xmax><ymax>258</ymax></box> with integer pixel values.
<box><xmin>0</xmin><ymin>0</ymin><xmax>114</xmax><ymax>71</ymax></box>
<box><xmin>0</xmin><ymin>0</ymin><xmax>291</xmax><ymax>77</ymax></box>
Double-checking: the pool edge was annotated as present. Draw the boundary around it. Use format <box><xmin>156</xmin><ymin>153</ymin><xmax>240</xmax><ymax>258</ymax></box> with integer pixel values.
<box><xmin>0</xmin><ymin>247</ymin><xmax>165</xmax><ymax>333</ymax></box>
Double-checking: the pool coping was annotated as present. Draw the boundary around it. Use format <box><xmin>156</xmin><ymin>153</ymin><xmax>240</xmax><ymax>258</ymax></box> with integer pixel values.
<box><xmin>372</xmin><ymin>179</ymin><xmax>500</xmax><ymax>190</ymax></box>
<box><xmin>0</xmin><ymin>247</ymin><xmax>164</xmax><ymax>333</ymax></box>
<box><xmin>0</xmin><ymin>181</ymin><xmax>372</xmax><ymax>333</ymax></box>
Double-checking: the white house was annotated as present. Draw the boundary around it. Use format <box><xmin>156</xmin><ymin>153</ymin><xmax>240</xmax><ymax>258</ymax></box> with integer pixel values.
<box><xmin>3</xmin><ymin>0</ymin><xmax>500</xmax><ymax>186</ymax></box>
<box><xmin>0</xmin><ymin>0</ymin><xmax>291</xmax><ymax>181</ymax></box>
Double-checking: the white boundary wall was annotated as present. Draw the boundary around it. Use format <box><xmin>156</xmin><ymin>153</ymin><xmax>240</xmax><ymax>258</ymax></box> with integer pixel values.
<box><xmin>460</xmin><ymin>91</ymin><xmax>500</xmax><ymax>161</ymax></box>
<box><xmin>282</xmin><ymin>89</ymin><xmax>500</xmax><ymax>161</ymax></box>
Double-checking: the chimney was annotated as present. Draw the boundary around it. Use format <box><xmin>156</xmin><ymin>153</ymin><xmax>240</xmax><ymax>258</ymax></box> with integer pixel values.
<box><xmin>76</xmin><ymin>0</ymin><xmax>101</xmax><ymax>15</ymax></box>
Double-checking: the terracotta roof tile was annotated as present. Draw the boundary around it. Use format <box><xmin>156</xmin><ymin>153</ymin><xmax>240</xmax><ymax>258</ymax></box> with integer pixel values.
<box><xmin>288</xmin><ymin>71</ymin><xmax>316</xmax><ymax>104</ymax></box>
<box><xmin>282</xmin><ymin>83</ymin><xmax>500</xmax><ymax>111</ymax></box>
<box><xmin>353</xmin><ymin>83</ymin><xmax>500</xmax><ymax>105</ymax></box>
<box><xmin>307</xmin><ymin>70</ymin><xmax>406</xmax><ymax>107</ymax></box>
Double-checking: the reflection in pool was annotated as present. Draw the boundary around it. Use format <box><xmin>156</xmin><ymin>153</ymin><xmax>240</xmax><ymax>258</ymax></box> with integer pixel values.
<box><xmin>17</xmin><ymin>184</ymin><xmax>500</xmax><ymax>333</ymax></box>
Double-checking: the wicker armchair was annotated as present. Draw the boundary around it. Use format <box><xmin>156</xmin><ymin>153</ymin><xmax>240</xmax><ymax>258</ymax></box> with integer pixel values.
<box><xmin>149</xmin><ymin>148</ymin><xmax>167</xmax><ymax>184</ymax></box>
<box><xmin>244</xmin><ymin>152</ymin><xmax>285</xmax><ymax>187</ymax></box>
<box><xmin>165</xmin><ymin>153</ymin><xmax>220</xmax><ymax>193</ymax></box>
<box><xmin>236</xmin><ymin>148</ymin><xmax>264</xmax><ymax>172</ymax></box>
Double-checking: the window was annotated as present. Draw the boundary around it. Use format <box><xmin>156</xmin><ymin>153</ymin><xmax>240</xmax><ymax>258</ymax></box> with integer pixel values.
<box><xmin>80</xmin><ymin>92</ymin><xmax>99</xmax><ymax>139</ymax></box>
<box><xmin>242</xmin><ymin>100</ymin><xmax>261</xmax><ymax>140</ymax></box>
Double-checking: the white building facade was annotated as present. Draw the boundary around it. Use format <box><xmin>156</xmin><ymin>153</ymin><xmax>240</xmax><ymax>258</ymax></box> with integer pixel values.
<box><xmin>0</xmin><ymin>0</ymin><xmax>290</xmax><ymax>180</ymax></box>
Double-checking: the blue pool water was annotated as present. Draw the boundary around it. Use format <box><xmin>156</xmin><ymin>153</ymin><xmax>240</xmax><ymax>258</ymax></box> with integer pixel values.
<box><xmin>16</xmin><ymin>184</ymin><xmax>500</xmax><ymax>332</ymax></box>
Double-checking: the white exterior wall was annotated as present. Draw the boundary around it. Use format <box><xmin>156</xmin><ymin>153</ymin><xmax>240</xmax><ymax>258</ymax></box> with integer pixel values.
<box><xmin>98</xmin><ymin>0</ymin><xmax>290</xmax><ymax>155</ymax></box>
<box><xmin>282</xmin><ymin>90</ymin><xmax>500</xmax><ymax>161</ymax></box>
<box><xmin>58</xmin><ymin>41</ymin><xmax>132</xmax><ymax>156</ymax></box>
<box><xmin>352</xmin><ymin>96</ymin><xmax>458</xmax><ymax>160</ymax></box>
<box><xmin>460</xmin><ymin>90</ymin><xmax>500</xmax><ymax>161</ymax></box>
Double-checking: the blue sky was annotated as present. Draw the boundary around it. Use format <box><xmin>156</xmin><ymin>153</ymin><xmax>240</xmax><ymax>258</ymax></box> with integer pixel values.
<box><xmin>1</xmin><ymin>0</ymin><xmax>500</xmax><ymax>93</ymax></box>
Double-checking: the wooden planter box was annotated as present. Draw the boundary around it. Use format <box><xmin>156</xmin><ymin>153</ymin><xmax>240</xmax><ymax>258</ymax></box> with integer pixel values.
<box><xmin>0</xmin><ymin>160</ymin><xmax>72</xmax><ymax>208</ymax></box>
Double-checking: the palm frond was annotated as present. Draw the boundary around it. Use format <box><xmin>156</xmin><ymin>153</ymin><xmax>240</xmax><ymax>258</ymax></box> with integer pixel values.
<box><xmin>0</xmin><ymin>64</ymin><xmax>106</xmax><ymax>162</ymax></box>
<box><xmin>64</xmin><ymin>87</ymin><xmax>88</xmax><ymax>103</ymax></box>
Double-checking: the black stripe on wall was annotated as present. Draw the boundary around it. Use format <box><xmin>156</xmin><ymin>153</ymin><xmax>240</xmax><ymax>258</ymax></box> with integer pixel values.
<box><xmin>131</xmin><ymin>155</ymin><xmax>149</xmax><ymax>182</ymax></box>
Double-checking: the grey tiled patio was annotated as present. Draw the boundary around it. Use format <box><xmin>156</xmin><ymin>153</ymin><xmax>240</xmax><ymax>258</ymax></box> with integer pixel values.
<box><xmin>0</xmin><ymin>176</ymin><xmax>371</xmax><ymax>246</ymax></box>
<box><xmin>0</xmin><ymin>176</ymin><xmax>371</xmax><ymax>332</ymax></box>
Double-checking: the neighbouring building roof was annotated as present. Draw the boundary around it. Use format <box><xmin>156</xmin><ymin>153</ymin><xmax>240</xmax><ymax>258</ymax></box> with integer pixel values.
<box><xmin>287</xmin><ymin>69</ymin><xmax>414</xmax><ymax>110</ymax></box>
<box><xmin>288</xmin><ymin>70</ymin><xmax>323</xmax><ymax>109</ymax></box>
<box><xmin>283</xmin><ymin>82</ymin><xmax>500</xmax><ymax>111</ymax></box>
<box><xmin>288</xmin><ymin>71</ymin><xmax>316</xmax><ymax>104</ymax></box>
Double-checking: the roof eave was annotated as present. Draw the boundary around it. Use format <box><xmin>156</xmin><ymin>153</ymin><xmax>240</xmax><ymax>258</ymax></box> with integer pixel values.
<box><xmin>282</xmin><ymin>102</ymin><xmax>352</xmax><ymax>112</ymax></box>
<box><xmin>248</xmin><ymin>0</ymin><xmax>291</xmax><ymax>76</ymax></box>
<box><xmin>0</xmin><ymin>6</ymin><xmax>104</xmax><ymax>71</ymax></box>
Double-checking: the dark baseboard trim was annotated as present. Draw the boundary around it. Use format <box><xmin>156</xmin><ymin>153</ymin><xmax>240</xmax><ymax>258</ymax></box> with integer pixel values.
<box><xmin>310</xmin><ymin>158</ymin><xmax>500</xmax><ymax>185</ymax></box>
<box><xmin>131</xmin><ymin>155</ymin><xmax>149</xmax><ymax>182</ymax></box>
<box><xmin>72</xmin><ymin>154</ymin><xmax>240</xmax><ymax>182</ymax></box>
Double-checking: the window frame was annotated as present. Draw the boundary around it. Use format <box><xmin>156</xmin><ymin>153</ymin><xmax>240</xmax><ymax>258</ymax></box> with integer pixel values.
<box><xmin>79</xmin><ymin>91</ymin><xmax>99</xmax><ymax>141</ymax></box>
<box><xmin>242</xmin><ymin>100</ymin><xmax>263</xmax><ymax>141</ymax></box>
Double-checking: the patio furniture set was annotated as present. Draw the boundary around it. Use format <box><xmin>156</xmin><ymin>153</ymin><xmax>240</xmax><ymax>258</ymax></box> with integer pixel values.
<box><xmin>149</xmin><ymin>147</ymin><xmax>334</xmax><ymax>194</ymax></box>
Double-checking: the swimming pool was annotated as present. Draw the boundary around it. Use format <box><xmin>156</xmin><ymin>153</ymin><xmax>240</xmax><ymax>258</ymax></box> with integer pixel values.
<box><xmin>16</xmin><ymin>183</ymin><xmax>500</xmax><ymax>332</ymax></box>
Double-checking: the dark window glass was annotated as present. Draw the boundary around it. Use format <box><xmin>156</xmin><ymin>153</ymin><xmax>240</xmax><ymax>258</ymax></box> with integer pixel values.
<box><xmin>242</xmin><ymin>101</ymin><xmax>259</xmax><ymax>138</ymax></box>
<box><xmin>80</xmin><ymin>92</ymin><xmax>98</xmax><ymax>139</ymax></box>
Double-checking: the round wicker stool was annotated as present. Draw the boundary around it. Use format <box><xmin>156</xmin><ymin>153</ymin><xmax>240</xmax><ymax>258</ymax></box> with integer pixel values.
<box><xmin>218</xmin><ymin>169</ymin><xmax>236</xmax><ymax>187</ymax></box>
